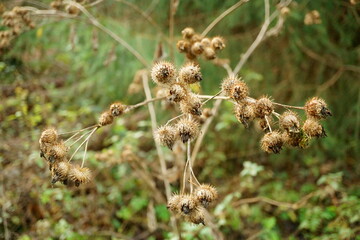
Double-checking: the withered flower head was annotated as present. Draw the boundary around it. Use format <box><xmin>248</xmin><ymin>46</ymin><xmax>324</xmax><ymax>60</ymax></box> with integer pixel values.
<box><xmin>110</xmin><ymin>102</ymin><xmax>126</xmax><ymax>117</ymax></box>
<box><xmin>48</xmin><ymin>141</ymin><xmax>68</xmax><ymax>162</ymax></box>
<box><xmin>304</xmin><ymin>97</ymin><xmax>332</xmax><ymax>120</ymax></box>
<box><xmin>68</xmin><ymin>165</ymin><xmax>92</xmax><ymax>187</ymax></box>
<box><xmin>167</xmin><ymin>193</ymin><xmax>182</xmax><ymax>213</ymax></box>
<box><xmin>177</xmin><ymin>194</ymin><xmax>198</xmax><ymax>216</ymax></box>
<box><xmin>40</xmin><ymin>128</ymin><xmax>58</xmax><ymax>144</ymax></box>
<box><xmin>168</xmin><ymin>83</ymin><xmax>189</xmax><ymax>102</ymax></box>
<box><xmin>186</xmin><ymin>208</ymin><xmax>205</xmax><ymax>225</ymax></box>
<box><xmin>151</xmin><ymin>61</ymin><xmax>176</xmax><ymax>87</ymax></box>
<box><xmin>182</xmin><ymin>27</ymin><xmax>195</xmax><ymax>39</ymax></box>
<box><xmin>303</xmin><ymin>118</ymin><xmax>327</xmax><ymax>138</ymax></box>
<box><xmin>179</xmin><ymin>63</ymin><xmax>202</xmax><ymax>84</ymax></box>
<box><xmin>254</xmin><ymin>96</ymin><xmax>274</xmax><ymax>118</ymax></box>
<box><xmin>211</xmin><ymin>36</ymin><xmax>226</xmax><ymax>50</ymax></box>
<box><xmin>180</xmin><ymin>94</ymin><xmax>202</xmax><ymax>116</ymax></box>
<box><xmin>203</xmin><ymin>47</ymin><xmax>216</xmax><ymax>60</ymax></box>
<box><xmin>155</xmin><ymin>125</ymin><xmax>178</xmax><ymax>150</ymax></box>
<box><xmin>176</xmin><ymin>40</ymin><xmax>190</xmax><ymax>53</ymax></box>
<box><xmin>191</xmin><ymin>42</ymin><xmax>204</xmax><ymax>55</ymax></box>
<box><xmin>279</xmin><ymin>111</ymin><xmax>300</xmax><ymax>133</ymax></box>
<box><xmin>230</xmin><ymin>80</ymin><xmax>249</xmax><ymax>102</ymax></box>
<box><xmin>261</xmin><ymin>131</ymin><xmax>284</xmax><ymax>154</ymax></box>
<box><xmin>53</xmin><ymin>161</ymin><xmax>72</xmax><ymax>183</ymax></box>
<box><xmin>234</xmin><ymin>102</ymin><xmax>255</xmax><ymax>128</ymax></box>
<box><xmin>176</xmin><ymin>118</ymin><xmax>199</xmax><ymax>143</ymax></box>
<box><xmin>98</xmin><ymin>111</ymin><xmax>114</xmax><ymax>126</ymax></box>
<box><xmin>221</xmin><ymin>75</ymin><xmax>240</xmax><ymax>96</ymax></box>
<box><xmin>194</xmin><ymin>184</ymin><xmax>218</xmax><ymax>208</ymax></box>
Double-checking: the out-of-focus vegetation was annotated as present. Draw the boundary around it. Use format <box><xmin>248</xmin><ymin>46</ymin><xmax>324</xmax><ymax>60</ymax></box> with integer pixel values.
<box><xmin>1</xmin><ymin>0</ymin><xmax>360</xmax><ymax>239</ymax></box>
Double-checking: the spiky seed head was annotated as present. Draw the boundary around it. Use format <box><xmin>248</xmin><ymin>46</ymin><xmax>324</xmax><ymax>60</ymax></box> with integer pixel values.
<box><xmin>98</xmin><ymin>111</ymin><xmax>114</xmax><ymax>126</ymax></box>
<box><xmin>179</xmin><ymin>63</ymin><xmax>202</xmax><ymax>84</ymax></box>
<box><xmin>167</xmin><ymin>193</ymin><xmax>182</xmax><ymax>213</ymax></box>
<box><xmin>68</xmin><ymin>165</ymin><xmax>92</xmax><ymax>187</ymax></box>
<box><xmin>151</xmin><ymin>61</ymin><xmax>176</xmax><ymax>87</ymax></box>
<box><xmin>48</xmin><ymin>141</ymin><xmax>68</xmax><ymax>161</ymax></box>
<box><xmin>191</xmin><ymin>42</ymin><xmax>204</xmax><ymax>55</ymax></box>
<box><xmin>182</xmin><ymin>27</ymin><xmax>195</xmax><ymax>39</ymax></box>
<box><xmin>303</xmin><ymin>119</ymin><xmax>327</xmax><ymax>138</ymax></box>
<box><xmin>234</xmin><ymin>103</ymin><xmax>255</xmax><ymax>128</ymax></box>
<box><xmin>254</xmin><ymin>97</ymin><xmax>274</xmax><ymax>118</ymax></box>
<box><xmin>176</xmin><ymin>40</ymin><xmax>190</xmax><ymax>53</ymax></box>
<box><xmin>202</xmin><ymin>108</ymin><xmax>213</xmax><ymax>118</ymax></box>
<box><xmin>257</xmin><ymin>117</ymin><xmax>272</xmax><ymax>133</ymax></box>
<box><xmin>177</xmin><ymin>194</ymin><xmax>198</xmax><ymax>216</ymax></box>
<box><xmin>65</xmin><ymin>4</ymin><xmax>80</xmax><ymax>15</ymax></box>
<box><xmin>180</xmin><ymin>94</ymin><xmax>202</xmax><ymax>116</ymax></box>
<box><xmin>221</xmin><ymin>75</ymin><xmax>240</xmax><ymax>96</ymax></box>
<box><xmin>53</xmin><ymin>161</ymin><xmax>71</xmax><ymax>181</ymax></box>
<box><xmin>211</xmin><ymin>36</ymin><xmax>226</xmax><ymax>50</ymax></box>
<box><xmin>186</xmin><ymin>52</ymin><xmax>197</xmax><ymax>60</ymax></box>
<box><xmin>176</xmin><ymin>118</ymin><xmax>199</xmax><ymax>143</ymax></box>
<box><xmin>110</xmin><ymin>102</ymin><xmax>126</xmax><ymax>117</ymax></box>
<box><xmin>40</xmin><ymin>128</ymin><xmax>58</xmax><ymax>144</ymax></box>
<box><xmin>168</xmin><ymin>83</ymin><xmax>188</xmax><ymax>103</ymax></box>
<box><xmin>282</xmin><ymin>131</ymin><xmax>309</xmax><ymax>148</ymax></box>
<box><xmin>190</xmin><ymin>34</ymin><xmax>202</xmax><ymax>43</ymax></box>
<box><xmin>261</xmin><ymin>131</ymin><xmax>284</xmax><ymax>154</ymax></box>
<box><xmin>279</xmin><ymin>111</ymin><xmax>300</xmax><ymax>133</ymax></box>
<box><xmin>194</xmin><ymin>184</ymin><xmax>218</xmax><ymax>208</ymax></box>
<box><xmin>186</xmin><ymin>208</ymin><xmax>205</xmax><ymax>225</ymax></box>
<box><xmin>304</xmin><ymin>97</ymin><xmax>332</xmax><ymax>120</ymax></box>
<box><xmin>155</xmin><ymin>125</ymin><xmax>178</xmax><ymax>150</ymax></box>
<box><xmin>201</xmin><ymin>38</ymin><xmax>211</xmax><ymax>47</ymax></box>
<box><xmin>230</xmin><ymin>80</ymin><xmax>249</xmax><ymax>102</ymax></box>
<box><xmin>203</xmin><ymin>47</ymin><xmax>216</xmax><ymax>60</ymax></box>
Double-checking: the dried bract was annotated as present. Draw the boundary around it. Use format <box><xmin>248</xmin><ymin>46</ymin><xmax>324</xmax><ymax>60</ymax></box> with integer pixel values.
<box><xmin>261</xmin><ymin>131</ymin><xmax>284</xmax><ymax>154</ymax></box>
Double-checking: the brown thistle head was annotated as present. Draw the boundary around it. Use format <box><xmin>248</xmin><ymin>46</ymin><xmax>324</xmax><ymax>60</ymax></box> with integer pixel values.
<box><xmin>186</xmin><ymin>208</ymin><xmax>205</xmax><ymax>225</ymax></box>
<box><xmin>230</xmin><ymin>80</ymin><xmax>249</xmax><ymax>102</ymax></box>
<box><xmin>181</xmin><ymin>27</ymin><xmax>195</xmax><ymax>39</ymax></box>
<box><xmin>40</xmin><ymin>128</ymin><xmax>58</xmax><ymax>144</ymax></box>
<box><xmin>221</xmin><ymin>75</ymin><xmax>239</xmax><ymax>96</ymax></box>
<box><xmin>303</xmin><ymin>118</ymin><xmax>327</xmax><ymax>138</ymax></box>
<box><xmin>211</xmin><ymin>36</ymin><xmax>226</xmax><ymax>50</ymax></box>
<box><xmin>203</xmin><ymin>47</ymin><xmax>216</xmax><ymax>60</ymax></box>
<box><xmin>151</xmin><ymin>61</ymin><xmax>176</xmax><ymax>87</ymax></box>
<box><xmin>155</xmin><ymin>125</ymin><xmax>178</xmax><ymax>150</ymax></box>
<box><xmin>191</xmin><ymin>42</ymin><xmax>204</xmax><ymax>55</ymax></box>
<box><xmin>48</xmin><ymin>141</ymin><xmax>68</xmax><ymax>163</ymax></box>
<box><xmin>177</xmin><ymin>194</ymin><xmax>198</xmax><ymax>216</ymax></box>
<box><xmin>304</xmin><ymin>97</ymin><xmax>332</xmax><ymax>120</ymax></box>
<box><xmin>168</xmin><ymin>83</ymin><xmax>189</xmax><ymax>103</ymax></box>
<box><xmin>176</xmin><ymin>40</ymin><xmax>190</xmax><ymax>53</ymax></box>
<box><xmin>68</xmin><ymin>165</ymin><xmax>92</xmax><ymax>187</ymax></box>
<box><xmin>261</xmin><ymin>131</ymin><xmax>284</xmax><ymax>154</ymax></box>
<box><xmin>98</xmin><ymin>111</ymin><xmax>114</xmax><ymax>126</ymax></box>
<box><xmin>254</xmin><ymin>96</ymin><xmax>274</xmax><ymax>118</ymax></box>
<box><xmin>167</xmin><ymin>193</ymin><xmax>182</xmax><ymax>213</ymax></box>
<box><xmin>279</xmin><ymin>111</ymin><xmax>300</xmax><ymax>133</ymax></box>
<box><xmin>176</xmin><ymin>117</ymin><xmax>199</xmax><ymax>143</ymax></box>
<box><xmin>180</xmin><ymin>94</ymin><xmax>202</xmax><ymax>116</ymax></box>
<box><xmin>179</xmin><ymin>63</ymin><xmax>202</xmax><ymax>84</ymax></box>
<box><xmin>234</xmin><ymin>102</ymin><xmax>255</xmax><ymax>128</ymax></box>
<box><xmin>110</xmin><ymin>102</ymin><xmax>126</xmax><ymax>117</ymax></box>
<box><xmin>194</xmin><ymin>184</ymin><xmax>218</xmax><ymax>208</ymax></box>
<box><xmin>52</xmin><ymin>161</ymin><xmax>72</xmax><ymax>184</ymax></box>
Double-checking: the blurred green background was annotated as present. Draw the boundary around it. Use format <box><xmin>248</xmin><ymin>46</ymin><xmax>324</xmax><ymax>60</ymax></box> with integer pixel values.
<box><xmin>1</xmin><ymin>0</ymin><xmax>360</xmax><ymax>239</ymax></box>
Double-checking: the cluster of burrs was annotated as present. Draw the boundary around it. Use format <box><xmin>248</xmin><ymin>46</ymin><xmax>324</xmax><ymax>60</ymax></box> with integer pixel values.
<box><xmin>177</xmin><ymin>27</ymin><xmax>226</xmax><ymax>61</ymax></box>
<box><xmin>50</xmin><ymin>0</ymin><xmax>87</xmax><ymax>15</ymax></box>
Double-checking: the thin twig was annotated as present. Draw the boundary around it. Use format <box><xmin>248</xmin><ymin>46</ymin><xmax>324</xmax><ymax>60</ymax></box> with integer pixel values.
<box><xmin>67</xmin><ymin>128</ymin><xmax>94</xmax><ymax>146</ymax></box>
<box><xmin>264</xmin><ymin>115</ymin><xmax>272</xmax><ymax>132</ymax></box>
<box><xmin>201</xmin><ymin>0</ymin><xmax>250</xmax><ymax>37</ymax></box>
<box><xmin>198</xmin><ymin>95</ymin><xmax>229</xmax><ymax>100</ymax></box>
<box><xmin>201</xmin><ymin>90</ymin><xmax>224</xmax><ymax>105</ymax></box>
<box><xmin>128</xmin><ymin>96</ymin><xmax>167</xmax><ymax>110</ymax></box>
<box><xmin>169</xmin><ymin>0</ymin><xmax>178</xmax><ymax>61</ymax></box>
<box><xmin>165</xmin><ymin>114</ymin><xmax>184</xmax><ymax>126</ymax></box>
<box><xmin>59</xmin><ymin>124</ymin><xmax>98</xmax><ymax>135</ymax></box>
<box><xmin>81</xmin><ymin>127</ymin><xmax>97</xmax><ymax>167</ymax></box>
<box><xmin>272</xmin><ymin>102</ymin><xmax>305</xmax><ymax>110</ymax></box>
<box><xmin>68</xmin><ymin>127</ymin><xmax>99</xmax><ymax>162</ymax></box>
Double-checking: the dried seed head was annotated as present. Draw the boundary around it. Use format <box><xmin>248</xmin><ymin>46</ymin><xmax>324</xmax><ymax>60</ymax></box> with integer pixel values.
<box><xmin>279</xmin><ymin>111</ymin><xmax>300</xmax><ymax>133</ymax></box>
<box><xmin>110</xmin><ymin>102</ymin><xmax>126</xmax><ymax>117</ymax></box>
<box><xmin>257</xmin><ymin>117</ymin><xmax>272</xmax><ymax>133</ymax></box>
<box><xmin>176</xmin><ymin>118</ymin><xmax>199</xmax><ymax>143</ymax></box>
<box><xmin>282</xmin><ymin>131</ymin><xmax>309</xmax><ymax>149</ymax></box>
<box><xmin>40</xmin><ymin>128</ymin><xmax>58</xmax><ymax>144</ymax></box>
<box><xmin>151</xmin><ymin>61</ymin><xmax>176</xmax><ymax>87</ymax></box>
<box><xmin>201</xmin><ymin>38</ymin><xmax>211</xmax><ymax>47</ymax></box>
<box><xmin>155</xmin><ymin>125</ymin><xmax>178</xmax><ymax>150</ymax></box>
<box><xmin>303</xmin><ymin>119</ymin><xmax>326</xmax><ymax>138</ymax></box>
<box><xmin>98</xmin><ymin>111</ymin><xmax>114</xmax><ymax>126</ymax></box>
<box><xmin>254</xmin><ymin>97</ymin><xmax>274</xmax><ymax>118</ymax></box>
<box><xmin>182</xmin><ymin>27</ymin><xmax>195</xmax><ymax>39</ymax></box>
<box><xmin>202</xmin><ymin>108</ymin><xmax>213</xmax><ymax>118</ymax></box>
<box><xmin>230</xmin><ymin>80</ymin><xmax>249</xmax><ymax>102</ymax></box>
<box><xmin>68</xmin><ymin>165</ymin><xmax>92</xmax><ymax>187</ymax></box>
<box><xmin>221</xmin><ymin>75</ymin><xmax>239</xmax><ymax>96</ymax></box>
<box><xmin>280</xmin><ymin>7</ymin><xmax>290</xmax><ymax>16</ymax></box>
<box><xmin>168</xmin><ymin>83</ymin><xmax>188</xmax><ymax>102</ymax></box>
<box><xmin>177</xmin><ymin>194</ymin><xmax>198</xmax><ymax>216</ymax></box>
<box><xmin>179</xmin><ymin>63</ymin><xmax>202</xmax><ymax>84</ymax></box>
<box><xmin>304</xmin><ymin>10</ymin><xmax>321</xmax><ymax>25</ymax></box>
<box><xmin>203</xmin><ymin>47</ymin><xmax>216</xmax><ymax>60</ymax></box>
<box><xmin>261</xmin><ymin>131</ymin><xmax>284</xmax><ymax>154</ymax></box>
<box><xmin>304</xmin><ymin>97</ymin><xmax>332</xmax><ymax>120</ymax></box>
<box><xmin>65</xmin><ymin>4</ymin><xmax>80</xmax><ymax>15</ymax></box>
<box><xmin>180</xmin><ymin>94</ymin><xmax>202</xmax><ymax>116</ymax></box>
<box><xmin>235</xmin><ymin>102</ymin><xmax>255</xmax><ymax>128</ymax></box>
<box><xmin>176</xmin><ymin>40</ymin><xmax>190</xmax><ymax>53</ymax></box>
<box><xmin>53</xmin><ymin>161</ymin><xmax>71</xmax><ymax>181</ymax></box>
<box><xmin>186</xmin><ymin>208</ymin><xmax>205</xmax><ymax>225</ymax></box>
<box><xmin>191</xmin><ymin>42</ymin><xmax>204</xmax><ymax>55</ymax></box>
<box><xmin>186</xmin><ymin>52</ymin><xmax>197</xmax><ymax>60</ymax></box>
<box><xmin>128</xmin><ymin>82</ymin><xmax>142</xmax><ymax>94</ymax></box>
<box><xmin>211</xmin><ymin>36</ymin><xmax>226</xmax><ymax>50</ymax></box>
<box><xmin>190</xmin><ymin>34</ymin><xmax>202</xmax><ymax>43</ymax></box>
<box><xmin>194</xmin><ymin>184</ymin><xmax>218</xmax><ymax>208</ymax></box>
<box><xmin>48</xmin><ymin>141</ymin><xmax>68</xmax><ymax>162</ymax></box>
<box><xmin>167</xmin><ymin>193</ymin><xmax>182</xmax><ymax>213</ymax></box>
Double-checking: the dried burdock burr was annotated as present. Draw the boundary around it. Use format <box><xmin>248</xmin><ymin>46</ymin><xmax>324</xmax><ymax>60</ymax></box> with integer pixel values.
<box><xmin>304</xmin><ymin>97</ymin><xmax>332</xmax><ymax>120</ymax></box>
<box><xmin>201</xmin><ymin>38</ymin><xmax>211</xmax><ymax>47</ymax></box>
<box><xmin>155</xmin><ymin>125</ymin><xmax>178</xmax><ymax>150</ymax></box>
<box><xmin>194</xmin><ymin>184</ymin><xmax>218</xmax><ymax>208</ymax></box>
<box><xmin>282</xmin><ymin>131</ymin><xmax>309</xmax><ymax>149</ymax></box>
<box><xmin>234</xmin><ymin>102</ymin><xmax>255</xmax><ymax>128</ymax></box>
<box><xmin>191</xmin><ymin>42</ymin><xmax>204</xmax><ymax>55</ymax></box>
<box><xmin>48</xmin><ymin>141</ymin><xmax>68</xmax><ymax>163</ymax></box>
<box><xmin>176</xmin><ymin>118</ymin><xmax>199</xmax><ymax>143</ymax></box>
<box><xmin>254</xmin><ymin>96</ymin><xmax>274</xmax><ymax>118</ymax></box>
<box><xmin>279</xmin><ymin>111</ymin><xmax>300</xmax><ymax>133</ymax></box>
<box><xmin>203</xmin><ymin>47</ymin><xmax>216</xmax><ymax>60</ymax></box>
<box><xmin>68</xmin><ymin>165</ymin><xmax>92</xmax><ymax>187</ymax></box>
<box><xmin>181</xmin><ymin>27</ymin><xmax>195</xmax><ymax>39</ymax></box>
<box><xmin>65</xmin><ymin>4</ymin><xmax>80</xmax><ymax>15</ymax></box>
<box><xmin>151</xmin><ymin>61</ymin><xmax>176</xmax><ymax>87</ymax></box>
<box><xmin>98</xmin><ymin>111</ymin><xmax>114</xmax><ymax>126</ymax></box>
<box><xmin>179</xmin><ymin>63</ymin><xmax>202</xmax><ymax>84</ymax></box>
<box><xmin>211</xmin><ymin>36</ymin><xmax>226</xmax><ymax>50</ymax></box>
<box><xmin>303</xmin><ymin>118</ymin><xmax>327</xmax><ymax>138</ymax></box>
<box><xmin>221</xmin><ymin>75</ymin><xmax>240</xmax><ymax>96</ymax></box>
<box><xmin>261</xmin><ymin>131</ymin><xmax>284</xmax><ymax>154</ymax></box>
<box><xmin>168</xmin><ymin>83</ymin><xmax>188</xmax><ymax>103</ymax></box>
<box><xmin>186</xmin><ymin>208</ymin><xmax>205</xmax><ymax>225</ymax></box>
<box><xmin>110</xmin><ymin>101</ymin><xmax>126</xmax><ymax>117</ymax></box>
<box><xmin>230</xmin><ymin>80</ymin><xmax>249</xmax><ymax>102</ymax></box>
<box><xmin>52</xmin><ymin>161</ymin><xmax>72</xmax><ymax>184</ymax></box>
<box><xmin>40</xmin><ymin>128</ymin><xmax>58</xmax><ymax>144</ymax></box>
<box><xmin>167</xmin><ymin>193</ymin><xmax>182</xmax><ymax>213</ymax></box>
<box><xmin>180</xmin><ymin>94</ymin><xmax>202</xmax><ymax>116</ymax></box>
<box><xmin>177</xmin><ymin>194</ymin><xmax>198</xmax><ymax>216</ymax></box>
<box><xmin>176</xmin><ymin>40</ymin><xmax>190</xmax><ymax>53</ymax></box>
<box><xmin>258</xmin><ymin>117</ymin><xmax>272</xmax><ymax>133</ymax></box>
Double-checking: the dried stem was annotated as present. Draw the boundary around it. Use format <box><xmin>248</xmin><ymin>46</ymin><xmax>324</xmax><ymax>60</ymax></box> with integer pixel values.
<box><xmin>272</xmin><ymin>102</ymin><xmax>305</xmax><ymax>110</ymax></box>
<box><xmin>128</xmin><ymin>96</ymin><xmax>167</xmax><ymax>110</ymax></box>
<box><xmin>201</xmin><ymin>0</ymin><xmax>250</xmax><ymax>37</ymax></box>
<box><xmin>67</xmin><ymin>128</ymin><xmax>95</xmax><ymax>146</ymax></box>
<box><xmin>198</xmin><ymin>95</ymin><xmax>229</xmax><ymax>100</ymax></box>
<box><xmin>68</xmin><ymin>127</ymin><xmax>99</xmax><ymax>162</ymax></box>
<box><xmin>59</xmin><ymin>124</ymin><xmax>98</xmax><ymax>136</ymax></box>
<box><xmin>265</xmin><ymin>115</ymin><xmax>272</xmax><ymax>132</ymax></box>
<box><xmin>165</xmin><ymin>113</ymin><xmax>184</xmax><ymax>126</ymax></box>
<box><xmin>81</xmin><ymin>127</ymin><xmax>97</xmax><ymax>167</ymax></box>
<box><xmin>201</xmin><ymin>90</ymin><xmax>224</xmax><ymax>105</ymax></box>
